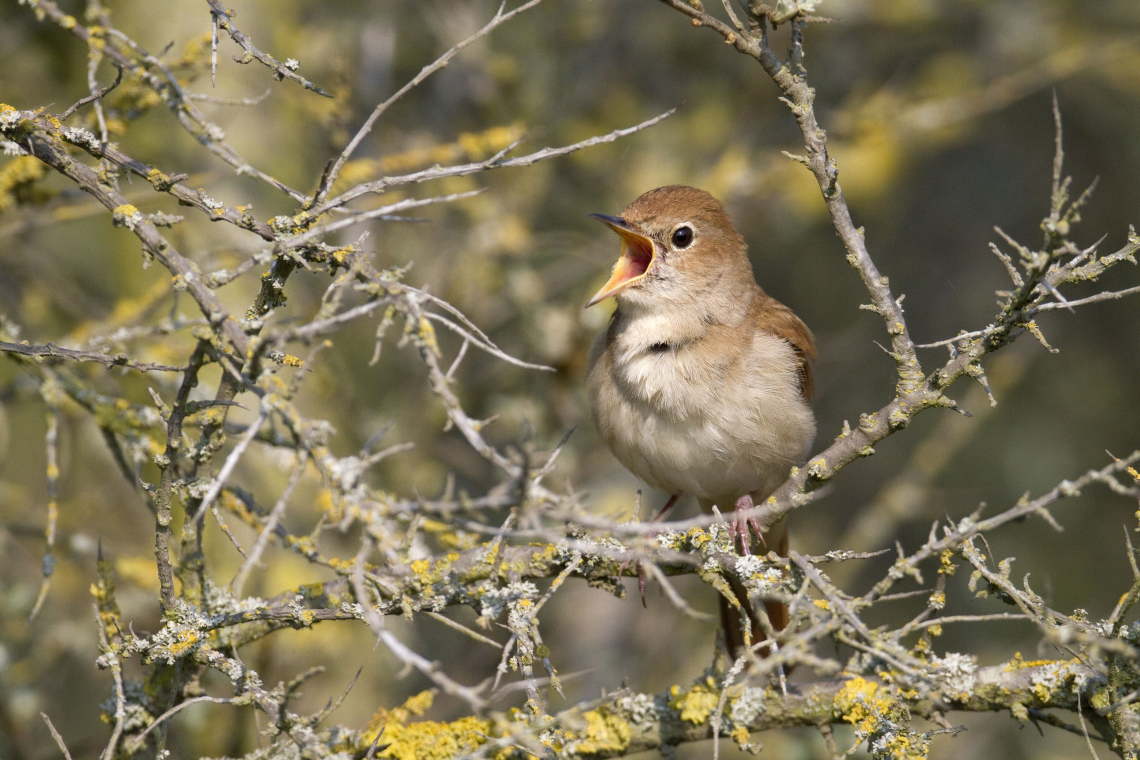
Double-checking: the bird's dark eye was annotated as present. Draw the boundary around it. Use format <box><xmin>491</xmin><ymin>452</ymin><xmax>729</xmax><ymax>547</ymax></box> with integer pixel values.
<box><xmin>671</xmin><ymin>225</ymin><xmax>694</xmax><ymax>248</ymax></box>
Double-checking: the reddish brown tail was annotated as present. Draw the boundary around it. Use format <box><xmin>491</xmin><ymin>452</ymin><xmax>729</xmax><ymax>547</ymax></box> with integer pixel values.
<box><xmin>720</xmin><ymin>519</ymin><xmax>789</xmax><ymax>661</ymax></box>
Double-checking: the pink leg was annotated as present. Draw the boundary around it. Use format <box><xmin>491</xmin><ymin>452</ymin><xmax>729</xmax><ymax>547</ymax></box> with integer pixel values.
<box><xmin>628</xmin><ymin>494</ymin><xmax>681</xmax><ymax>606</ymax></box>
<box><xmin>651</xmin><ymin>493</ymin><xmax>681</xmax><ymax>522</ymax></box>
<box><xmin>730</xmin><ymin>494</ymin><xmax>767</xmax><ymax>555</ymax></box>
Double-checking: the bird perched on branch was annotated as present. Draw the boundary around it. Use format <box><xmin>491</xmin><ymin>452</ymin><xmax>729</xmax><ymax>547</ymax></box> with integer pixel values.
<box><xmin>585</xmin><ymin>185</ymin><xmax>816</xmax><ymax>660</ymax></box>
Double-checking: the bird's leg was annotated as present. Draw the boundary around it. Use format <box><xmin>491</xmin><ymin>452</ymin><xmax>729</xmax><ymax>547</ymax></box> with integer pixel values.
<box><xmin>651</xmin><ymin>493</ymin><xmax>681</xmax><ymax>522</ymax></box>
<box><xmin>623</xmin><ymin>494</ymin><xmax>681</xmax><ymax>606</ymax></box>
<box><xmin>730</xmin><ymin>494</ymin><xmax>766</xmax><ymax>555</ymax></box>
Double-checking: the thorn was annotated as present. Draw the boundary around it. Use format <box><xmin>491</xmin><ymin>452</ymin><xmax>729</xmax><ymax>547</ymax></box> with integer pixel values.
<box><xmin>965</xmin><ymin>362</ymin><xmax>997</xmax><ymax>407</ymax></box>
<box><xmin>994</xmin><ymin>227</ymin><xmax>1034</xmax><ymax>261</ymax></box>
<box><xmin>942</xmin><ymin>397</ymin><xmax>973</xmax><ymax>417</ymax></box>
<box><xmin>872</xmin><ymin>341</ymin><xmax>898</xmax><ymax>360</ymax></box>
<box><xmin>780</xmin><ymin>150</ymin><xmax>810</xmax><ymax>166</ymax></box>
<box><xmin>1024</xmin><ymin>321</ymin><xmax>1058</xmax><ymax>354</ymax></box>
<box><xmin>1035</xmin><ymin>507</ymin><xmax>1064</xmax><ymax>533</ymax></box>
<box><xmin>989</xmin><ymin>242</ymin><xmax>1023</xmax><ymax>287</ymax></box>
<box><xmin>1040</xmin><ymin>279</ymin><xmax>1074</xmax><ymax>313</ymax></box>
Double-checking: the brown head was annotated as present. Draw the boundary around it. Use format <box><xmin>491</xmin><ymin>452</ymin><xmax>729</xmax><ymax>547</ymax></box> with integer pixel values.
<box><xmin>586</xmin><ymin>185</ymin><xmax>756</xmax><ymax>315</ymax></box>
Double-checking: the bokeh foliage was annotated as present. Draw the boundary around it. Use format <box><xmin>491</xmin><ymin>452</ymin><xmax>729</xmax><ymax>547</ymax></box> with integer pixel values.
<box><xmin>2</xmin><ymin>0</ymin><xmax>1140</xmax><ymax>758</ymax></box>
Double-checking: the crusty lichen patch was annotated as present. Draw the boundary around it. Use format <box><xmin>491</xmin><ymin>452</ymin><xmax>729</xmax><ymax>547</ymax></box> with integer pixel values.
<box><xmin>835</xmin><ymin>677</ymin><xmax>884</xmax><ymax>728</ymax></box>
<box><xmin>669</xmin><ymin>677</ymin><xmax>720</xmax><ymax>724</ymax></box>
<box><xmin>360</xmin><ymin>691</ymin><xmax>491</xmax><ymax>760</ymax></box>
<box><xmin>834</xmin><ymin>677</ymin><xmax>928</xmax><ymax>759</ymax></box>
<box><xmin>560</xmin><ymin>706</ymin><xmax>633</xmax><ymax>755</ymax></box>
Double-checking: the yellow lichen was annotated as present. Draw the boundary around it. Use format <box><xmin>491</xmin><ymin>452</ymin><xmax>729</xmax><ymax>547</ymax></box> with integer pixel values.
<box><xmin>569</xmin><ymin>708</ymin><xmax>632</xmax><ymax>753</ymax></box>
<box><xmin>166</xmin><ymin>630</ymin><xmax>199</xmax><ymax>656</ymax></box>
<box><xmin>421</xmin><ymin>518</ymin><xmax>448</xmax><ymax>533</ymax></box>
<box><xmin>1004</xmin><ymin>652</ymin><xmax>1057</xmax><ymax>671</ymax></box>
<box><xmin>938</xmin><ymin>549</ymin><xmax>957</xmax><ymax>576</ymax></box>
<box><xmin>669</xmin><ymin>679</ymin><xmax>720</xmax><ymax>724</ymax></box>
<box><xmin>0</xmin><ymin>156</ymin><xmax>49</xmax><ymax>211</ymax></box>
<box><xmin>284</xmin><ymin>534</ymin><xmax>316</xmax><ymax>555</ymax></box>
<box><xmin>115</xmin><ymin>555</ymin><xmax>159</xmax><ymax>591</ymax></box>
<box><xmin>361</xmin><ymin>691</ymin><xmax>491</xmax><ymax>760</ymax></box>
<box><xmin>834</xmin><ymin>677</ymin><xmax>882</xmax><ymax>727</ymax></box>
<box><xmin>326</xmin><ymin>556</ymin><xmax>359</xmax><ymax>572</ymax></box>
<box><xmin>417</xmin><ymin>317</ymin><xmax>440</xmax><ymax>356</ymax></box>
<box><xmin>834</xmin><ymin>677</ymin><xmax>924</xmax><ymax>758</ymax></box>
<box><xmin>334</xmin><ymin>123</ymin><xmax>524</xmax><ymax>193</ymax></box>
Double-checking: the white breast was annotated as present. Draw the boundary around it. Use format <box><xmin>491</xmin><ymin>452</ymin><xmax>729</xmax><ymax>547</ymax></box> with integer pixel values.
<box><xmin>589</xmin><ymin>312</ymin><xmax>815</xmax><ymax>507</ymax></box>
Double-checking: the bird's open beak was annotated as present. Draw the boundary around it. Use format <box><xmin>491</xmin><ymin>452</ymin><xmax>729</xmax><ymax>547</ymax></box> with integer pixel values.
<box><xmin>586</xmin><ymin>214</ymin><xmax>657</xmax><ymax>308</ymax></box>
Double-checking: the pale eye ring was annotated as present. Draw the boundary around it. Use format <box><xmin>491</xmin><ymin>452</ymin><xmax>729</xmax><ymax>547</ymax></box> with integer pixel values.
<box><xmin>671</xmin><ymin>225</ymin><xmax>694</xmax><ymax>248</ymax></box>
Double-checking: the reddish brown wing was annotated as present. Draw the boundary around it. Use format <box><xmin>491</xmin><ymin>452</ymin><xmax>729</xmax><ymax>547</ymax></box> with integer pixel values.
<box><xmin>759</xmin><ymin>298</ymin><xmax>817</xmax><ymax>401</ymax></box>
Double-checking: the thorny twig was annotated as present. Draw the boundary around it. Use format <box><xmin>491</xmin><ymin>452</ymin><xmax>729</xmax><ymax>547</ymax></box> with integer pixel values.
<box><xmin>4</xmin><ymin>2</ymin><xmax>1140</xmax><ymax>758</ymax></box>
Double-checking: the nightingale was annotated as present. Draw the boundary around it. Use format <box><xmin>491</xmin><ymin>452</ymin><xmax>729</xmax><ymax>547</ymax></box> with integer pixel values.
<box><xmin>585</xmin><ymin>185</ymin><xmax>816</xmax><ymax>659</ymax></box>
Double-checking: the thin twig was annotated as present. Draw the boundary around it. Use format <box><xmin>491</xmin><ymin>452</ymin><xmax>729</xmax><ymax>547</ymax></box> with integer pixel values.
<box><xmin>316</xmin><ymin>108</ymin><xmax>678</xmax><ymax>216</ymax></box>
<box><xmin>129</xmin><ymin>696</ymin><xmax>237</xmax><ymax>747</ymax></box>
<box><xmin>95</xmin><ymin>603</ymin><xmax>126</xmax><ymax>760</ymax></box>
<box><xmin>27</xmin><ymin>406</ymin><xmax>60</xmax><ymax>622</ymax></box>
<box><xmin>425</xmin><ymin>612</ymin><xmax>504</xmax><ymax>649</ymax></box>
<box><xmin>60</xmin><ymin>65</ymin><xmax>123</xmax><ymax>121</ymax></box>
<box><xmin>40</xmin><ymin>713</ymin><xmax>74</xmax><ymax>760</ymax></box>
<box><xmin>231</xmin><ymin>464</ymin><xmax>304</xmax><ymax>594</ymax></box>
<box><xmin>205</xmin><ymin>0</ymin><xmax>330</xmax><ymax>97</ymax></box>
<box><xmin>191</xmin><ymin>411</ymin><xmax>267</xmax><ymax>525</ymax></box>
<box><xmin>1</xmin><ymin>340</ymin><xmax>183</xmax><ymax>373</ymax></box>
<box><xmin>315</xmin><ymin>0</ymin><xmax>546</xmax><ymax>204</ymax></box>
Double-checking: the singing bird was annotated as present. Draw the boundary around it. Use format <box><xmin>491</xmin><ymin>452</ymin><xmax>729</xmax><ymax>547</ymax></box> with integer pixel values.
<box><xmin>585</xmin><ymin>185</ymin><xmax>816</xmax><ymax>658</ymax></box>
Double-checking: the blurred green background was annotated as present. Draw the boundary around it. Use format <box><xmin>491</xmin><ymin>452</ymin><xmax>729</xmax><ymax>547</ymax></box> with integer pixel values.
<box><xmin>2</xmin><ymin>0</ymin><xmax>1140</xmax><ymax>757</ymax></box>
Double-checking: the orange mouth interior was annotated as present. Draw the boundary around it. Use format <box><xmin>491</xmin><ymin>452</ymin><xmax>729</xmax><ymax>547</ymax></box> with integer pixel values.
<box><xmin>586</xmin><ymin>227</ymin><xmax>657</xmax><ymax>307</ymax></box>
<box><xmin>620</xmin><ymin>234</ymin><xmax>654</xmax><ymax>280</ymax></box>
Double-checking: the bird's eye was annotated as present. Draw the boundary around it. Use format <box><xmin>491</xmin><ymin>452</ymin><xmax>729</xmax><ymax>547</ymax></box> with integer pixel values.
<box><xmin>671</xmin><ymin>225</ymin><xmax>694</xmax><ymax>249</ymax></box>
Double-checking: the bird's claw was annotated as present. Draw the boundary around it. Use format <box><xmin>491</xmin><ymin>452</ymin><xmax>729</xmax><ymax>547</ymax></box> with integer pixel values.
<box><xmin>730</xmin><ymin>494</ymin><xmax>767</xmax><ymax>555</ymax></box>
<box><xmin>637</xmin><ymin>561</ymin><xmax>648</xmax><ymax>607</ymax></box>
<box><xmin>618</xmin><ymin>557</ymin><xmax>650</xmax><ymax>607</ymax></box>
<box><xmin>620</xmin><ymin>495</ymin><xmax>678</xmax><ymax>605</ymax></box>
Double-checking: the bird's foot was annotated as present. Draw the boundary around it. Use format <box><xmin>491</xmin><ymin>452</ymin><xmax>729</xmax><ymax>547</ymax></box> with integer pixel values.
<box><xmin>650</xmin><ymin>493</ymin><xmax>681</xmax><ymax>522</ymax></box>
<box><xmin>729</xmin><ymin>494</ymin><xmax>767</xmax><ymax>555</ymax></box>
<box><xmin>622</xmin><ymin>494</ymin><xmax>680</xmax><ymax>606</ymax></box>
<box><xmin>616</xmin><ymin>558</ymin><xmax>650</xmax><ymax>607</ymax></box>
<box><xmin>637</xmin><ymin>561</ymin><xmax>648</xmax><ymax>607</ymax></box>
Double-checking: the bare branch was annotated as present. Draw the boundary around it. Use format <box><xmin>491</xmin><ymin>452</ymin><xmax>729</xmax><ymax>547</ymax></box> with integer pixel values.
<box><xmin>204</xmin><ymin>0</ymin><xmax>331</xmax><ymax>97</ymax></box>
<box><xmin>315</xmin><ymin>0</ymin><xmax>546</xmax><ymax>204</ymax></box>
<box><xmin>1</xmin><ymin>339</ymin><xmax>183</xmax><ymax>373</ymax></box>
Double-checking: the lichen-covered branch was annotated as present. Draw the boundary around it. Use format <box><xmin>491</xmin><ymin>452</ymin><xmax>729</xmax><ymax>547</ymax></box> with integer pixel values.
<box><xmin>649</xmin><ymin>0</ymin><xmax>1140</xmax><ymax>535</ymax></box>
<box><xmin>7</xmin><ymin>2</ymin><xmax>1140</xmax><ymax>759</ymax></box>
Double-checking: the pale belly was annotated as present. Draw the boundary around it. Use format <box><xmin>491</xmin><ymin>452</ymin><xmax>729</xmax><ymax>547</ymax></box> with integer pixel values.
<box><xmin>589</xmin><ymin>339</ymin><xmax>815</xmax><ymax>507</ymax></box>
